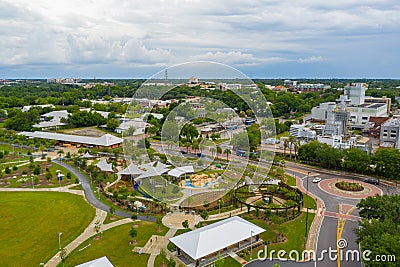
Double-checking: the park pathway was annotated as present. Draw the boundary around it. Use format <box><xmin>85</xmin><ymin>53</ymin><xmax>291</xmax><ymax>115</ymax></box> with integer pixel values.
<box><xmin>53</xmin><ymin>160</ymin><xmax>155</xmax><ymax>222</ymax></box>
<box><xmin>45</xmin><ymin>209</ymin><xmax>133</xmax><ymax>267</ymax></box>
<box><xmin>145</xmin><ymin>228</ymin><xmax>177</xmax><ymax>267</ymax></box>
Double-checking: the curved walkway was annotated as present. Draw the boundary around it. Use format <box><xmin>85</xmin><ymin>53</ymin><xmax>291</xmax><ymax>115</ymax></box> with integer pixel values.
<box><xmin>53</xmin><ymin>160</ymin><xmax>155</xmax><ymax>222</ymax></box>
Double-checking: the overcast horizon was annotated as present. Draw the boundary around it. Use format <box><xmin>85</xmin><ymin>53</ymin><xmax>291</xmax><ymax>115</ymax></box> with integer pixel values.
<box><xmin>1</xmin><ymin>1</ymin><xmax>399</xmax><ymax>79</ymax></box>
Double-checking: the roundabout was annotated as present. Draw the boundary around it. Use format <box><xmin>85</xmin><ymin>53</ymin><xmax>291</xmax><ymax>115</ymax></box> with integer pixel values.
<box><xmin>318</xmin><ymin>178</ymin><xmax>383</xmax><ymax>199</ymax></box>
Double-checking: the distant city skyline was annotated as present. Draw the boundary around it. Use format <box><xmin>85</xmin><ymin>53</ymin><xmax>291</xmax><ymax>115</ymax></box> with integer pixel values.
<box><xmin>0</xmin><ymin>0</ymin><xmax>399</xmax><ymax>79</ymax></box>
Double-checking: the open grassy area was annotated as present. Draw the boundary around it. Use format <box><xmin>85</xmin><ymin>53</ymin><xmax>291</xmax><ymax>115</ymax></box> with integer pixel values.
<box><xmin>269</xmin><ymin>212</ymin><xmax>315</xmax><ymax>253</ymax></box>
<box><xmin>1</xmin><ymin>161</ymin><xmax>78</xmax><ymax>188</ymax></box>
<box><xmin>0</xmin><ymin>192</ymin><xmax>95</xmax><ymax>266</ymax></box>
<box><xmin>63</xmin><ymin>220</ymin><xmax>168</xmax><ymax>267</ymax></box>
<box><xmin>103</xmin><ymin>213</ymin><xmax>125</xmax><ymax>224</ymax></box>
<box><xmin>240</xmin><ymin>212</ymin><xmax>315</xmax><ymax>261</ymax></box>
<box><xmin>303</xmin><ymin>193</ymin><xmax>317</xmax><ymax>209</ymax></box>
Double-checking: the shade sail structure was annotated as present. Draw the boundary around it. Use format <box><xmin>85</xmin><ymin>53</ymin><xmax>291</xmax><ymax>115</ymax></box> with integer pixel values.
<box><xmin>96</xmin><ymin>158</ymin><xmax>113</xmax><ymax>172</ymax></box>
<box><xmin>117</xmin><ymin>162</ymin><xmax>143</xmax><ymax>175</ymax></box>
<box><xmin>169</xmin><ymin>216</ymin><xmax>265</xmax><ymax>260</ymax></box>
<box><xmin>81</xmin><ymin>152</ymin><xmax>94</xmax><ymax>159</ymax></box>
<box><xmin>167</xmin><ymin>165</ymin><xmax>194</xmax><ymax>178</ymax></box>
<box><xmin>117</xmin><ymin>161</ymin><xmax>170</xmax><ymax>178</ymax></box>
<box><xmin>136</xmin><ymin>161</ymin><xmax>170</xmax><ymax>179</ymax></box>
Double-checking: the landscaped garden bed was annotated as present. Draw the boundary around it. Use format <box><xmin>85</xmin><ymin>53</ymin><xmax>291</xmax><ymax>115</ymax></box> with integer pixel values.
<box><xmin>335</xmin><ymin>181</ymin><xmax>364</xmax><ymax>191</ymax></box>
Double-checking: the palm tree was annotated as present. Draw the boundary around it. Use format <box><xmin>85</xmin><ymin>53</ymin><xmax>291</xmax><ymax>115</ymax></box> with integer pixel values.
<box><xmin>210</xmin><ymin>147</ymin><xmax>216</xmax><ymax>157</ymax></box>
<box><xmin>288</xmin><ymin>136</ymin><xmax>295</xmax><ymax>160</ymax></box>
<box><xmin>223</xmin><ymin>148</ymin><xmax>231</xmax><ymax>161</ymax></box>
<box><xmin>184</xmin><ymin>142</ymin><xmax>191</xmax><ymax>153</ymax></box>
<box><xmin>294</xmin><ymin>140</ymin><xmax>300</xmax><ymax>161</ymax></box>
<box><xmin>283</xmin><ymin>138</ymin><xmax>289</xmax><ymax>159</ymax></box>
<box><xmin>216</xmin><ymin>146</ymin><xmax>222</xmax><ymax>159</ymax></box>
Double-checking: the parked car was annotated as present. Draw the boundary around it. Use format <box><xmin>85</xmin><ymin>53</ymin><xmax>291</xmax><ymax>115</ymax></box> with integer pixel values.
<box><xmin>363</xmin><ymin>178</ymin><xmax>380</xmax><ymax>185</ymax></box>
<box><xmin>313</xmin><ymin>177</ymin><xmax>322</xmax><ymax>183</ymax></box>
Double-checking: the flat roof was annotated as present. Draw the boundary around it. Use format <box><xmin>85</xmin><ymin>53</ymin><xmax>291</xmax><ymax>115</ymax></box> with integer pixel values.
<box><xmin>169</xmin><ymin>216</ymin><xmax>265</xmax><ymax>260</ymax></box>
<box><xmin>19</xmin><ymin>131</ymin><xmax>122</xmax><ymax>147</ymax></box>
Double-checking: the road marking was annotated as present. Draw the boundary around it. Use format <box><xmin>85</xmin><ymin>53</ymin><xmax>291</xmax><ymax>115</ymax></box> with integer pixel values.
<box><xmin>336</xmin><ymin>203</ymin><xmax>347</xmax><ymax>267</ymax></box>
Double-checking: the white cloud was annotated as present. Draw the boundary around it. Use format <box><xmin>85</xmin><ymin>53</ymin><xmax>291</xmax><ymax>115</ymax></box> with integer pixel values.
<box><xmin>0</xmin><ymin>0</ymin><xmax>399</xmax><ymax>77</ymax></box>
<box><xmin>298</xmin><ymin>56</ymin><xmax>324</xmax><ymax>63</ymax></box>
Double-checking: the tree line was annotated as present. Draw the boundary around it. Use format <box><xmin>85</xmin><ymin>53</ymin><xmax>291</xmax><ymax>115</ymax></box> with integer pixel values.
<box><xmin>298</xmin><ymin>141</ymin><xmax>400</xmax><ymax>181</ymax></box>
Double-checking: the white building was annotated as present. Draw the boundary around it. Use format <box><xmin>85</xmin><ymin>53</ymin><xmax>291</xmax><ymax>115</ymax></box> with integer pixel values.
<box><xmin>311</xmin><ymin>102</ymin><xmax>336</xmax><ymax>121</ymax></box>
<box><xmin>22</xmin><ymin>104</ymin><xmax>55</xmax><ymax>112</ymax></box>
<box><xmin>75</xmin><ymin>256</ymin><xmax>114</xmax><ymax>267</ymax></box>
<box><xmin>169</xmin><ymin>216</ymin><xmax>265</xmax><ymax>266</ymax></box>
<box><xmin>347</xmin><ymin>103</ymin><xmax>387</xmax><ymax>128</ymax></box>
<box><xmin>33</xmin><ymin>110</ymin><xmax>70</xmax><ymax>129</ymax></box>
<box><xmin>344</xmin><ymin>83</ymin><xmax>367</xmax><ymax>106</ymax></box>
<box><xmin>380</xmin><ymin>117</ymin><xmax>400</xmax><ymax>149</ymax></box>
<box><xmin>289</xmin><ymin>124</ymin><xmax>316</xmax><ymax>139</ymax></box>
<box><xmin>115</xmin><ymin>118</ymin><xmax>147</xmax><ymax>135</ymax></box>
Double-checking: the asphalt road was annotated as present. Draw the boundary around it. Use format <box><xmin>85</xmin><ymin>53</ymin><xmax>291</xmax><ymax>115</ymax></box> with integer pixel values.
<box><xmin>53</xmin><ymin>159</ymin><xmax>155</xmax><ymax>222</ymax></box>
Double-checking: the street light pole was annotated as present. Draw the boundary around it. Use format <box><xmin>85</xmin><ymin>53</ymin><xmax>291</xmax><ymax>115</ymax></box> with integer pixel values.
<box><xmin>218</xmin><ymin>199</ymin><xmax>221</xmax><ymax>214</ymax></box>
<box><xmin>58</xmin><ymin>232</ymin><xmax>62</xmax><ymax>250</ymax></box>
<box><xmin>305</xmin><ymin>171</ymin><xmax>310</xmax><ymax>242</ymax></box>
<box><xmin>250</xmin><ymin>230</ymin><xmax>254</xmax><ymax>260</ymax></box>
<box><xmin>31</xmin><ymin>175</ymin><xmax>34</xmax><ymax>189</ymax></box>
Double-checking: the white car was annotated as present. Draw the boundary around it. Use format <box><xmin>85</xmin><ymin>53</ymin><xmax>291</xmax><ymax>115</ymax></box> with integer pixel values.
<box><xmin>312</xmin><ymin>177</ymin><xmax>322</xmax><ymax>183</ymax></box>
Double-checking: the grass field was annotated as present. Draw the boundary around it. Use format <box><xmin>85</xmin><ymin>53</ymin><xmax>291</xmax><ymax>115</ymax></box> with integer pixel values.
<box><xmin>269</xmin><ymin>212</ymin><xmax>315</xmax><ymax>253</ymax></box>
<box><xmin>0</xmin><ymin>192</ymin><xmax>95</xmax><ymax>266</ymax></box>
<box><xmin>63</xmin><ymin>220</ymin><xmax>168</xmax><ymax>267</ymax></box>
<box><xmin>241</xmin><ymin>212</ymin><xmax>315</xmax><ymax>261</ymax></box>
<box><xmin>2</xmin><ymin>161</ymin><xmax>78</xmax><ymax>188</ymax></box>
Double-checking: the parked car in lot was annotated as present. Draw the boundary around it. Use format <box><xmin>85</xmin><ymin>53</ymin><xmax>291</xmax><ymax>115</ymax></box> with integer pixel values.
<box><xmin>312</xmin><ymin>177</ymin><xmax>322</xmax><ymax>183</ymax></box>
<box><xmin>363</xmin><ymin>178</ymin><xmax>380</xmax><ymax>185</ymax></box>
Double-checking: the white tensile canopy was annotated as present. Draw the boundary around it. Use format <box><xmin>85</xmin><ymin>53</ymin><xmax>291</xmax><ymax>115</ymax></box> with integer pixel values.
<box><xmin>167</xmin><ymin>165</ymin><xmax>194</xmax><ymax>178</ymax></box>
<box><xmin>169</xmin><ymin>216</ymin><xmax>265</xmax><ymax>261</ymax></box>
<box><xmin>117</xmin><ymin>161</ymin><xmax>170</xmax><ymax>178</ymax></box>
<box><xmin>117</xmin><ymin>162</ymin><xmax>143</xmax><ymax>175</ymax></box>
<box><xmin>81</xmin><ymin>152</ymin><xmax>94</xmax><ymax>158</ymax></box>
<box><xmin>96</xmin><ymin>158</ymin><xmax>113</xmax><ymax>172</ymax></box>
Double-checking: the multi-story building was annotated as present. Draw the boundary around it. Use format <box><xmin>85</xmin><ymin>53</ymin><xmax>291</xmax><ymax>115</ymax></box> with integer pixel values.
<box><xmin>290</xmin><ymin>124</ymin><xmax>316</xmax><ymax>139</ymax></box>
<box><xmin>293</xmin><ymin>83</ymin><xmax>331</xmax><ymax>92</ymax></box>
<box><xmin>344</xmin><ymin>83</ymin><xmax>367</xmax><ymax>106</ymax></box>
<box><xmin>380</xmin><ymin>118</ymin><xmax>400</xmax><ymax>149</ymax></box>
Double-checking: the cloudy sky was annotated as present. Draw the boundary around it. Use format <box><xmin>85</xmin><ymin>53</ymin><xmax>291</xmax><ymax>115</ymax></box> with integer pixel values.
<box><xmin>0</xmin><ymin>0</ymin><xmax>399</xmax><ymax>78</ymax></box>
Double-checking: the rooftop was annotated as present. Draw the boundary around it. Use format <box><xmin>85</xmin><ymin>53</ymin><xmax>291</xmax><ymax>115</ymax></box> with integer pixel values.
<box><xmin>19</xmin><ymin>131</ymin><xmax>123</xmax><ymax>147</ymax></box>
<box><xmin>169</xmin><ymin>216</ymin><xmax>265</xmax><ymax>260</ymax></box>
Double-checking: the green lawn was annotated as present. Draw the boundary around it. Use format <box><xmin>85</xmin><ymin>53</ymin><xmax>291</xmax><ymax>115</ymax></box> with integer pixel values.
<box><xmin>269</xmin><ymin>212</ymin><xmax>315</xmax><ymax>253</ymax></box>
<box><xmin>222</xmin><ymin>256</ymin><xmax>242</xmax><ymax>267</ymax></box>
<box><xmin>303</xmin><ymin>193</ymin><xmax>317</xmax><ymax>210</ymax></box>
<box><xmin>63</xmin><ymin>220</ymin><xmax>168</xmax><ymax>267</ymax></box>
<box><xmin>103</xmin><ymin>213</ymin><xmax>125</xmax><ymax>224</ymax></box>
<box><xmin>240</xmin><ymin>212</ymin><xmax>315</xmax><ymax>261</ymax></box>
<box><xmin>286</xmin><ymin>175</ymin><xmax>296</xmax><ymax>186</ymax></box>
<box><xmin>3</xmin><ymin>161</ymin><xmax>78</xmax><ymax>188</ymax></box>
<box><xmin>0</xmin><ymin>192</ymin><xmax>95</xmax><ymax>266</ymax></box>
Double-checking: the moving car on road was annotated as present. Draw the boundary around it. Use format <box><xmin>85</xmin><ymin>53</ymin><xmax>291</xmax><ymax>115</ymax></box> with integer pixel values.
<box><xmin>313</xmin><ymin>177</ymin><xmax>322</xmax><ymax>183</ymax></box>
<box><xmin>363</xmin><ymin>178</ymin><xmax>380</xmax><ymax>185</ymax></box>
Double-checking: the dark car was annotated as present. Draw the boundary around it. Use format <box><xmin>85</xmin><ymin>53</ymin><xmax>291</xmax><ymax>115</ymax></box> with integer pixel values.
<box><xmin>363</xmin><ymin>178</ymin><xmax>380</xmax><ymax>185</ymax></box>
<box><xmin>180</xmin><ymin>150</ymin><xmax>188</xmax><ymax>154</ymax></box>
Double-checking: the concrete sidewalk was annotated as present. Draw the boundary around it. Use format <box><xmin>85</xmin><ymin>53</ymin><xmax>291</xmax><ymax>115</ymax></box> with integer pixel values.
<box><xmin>289</xmin><ymin>171</ymin><xmax>325</xmax><ymax>252</ymax></box>
<box><xmin>45</xmin><ymin>210</ymin><xmax>132</xmax><ymax>267</ymax></box>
